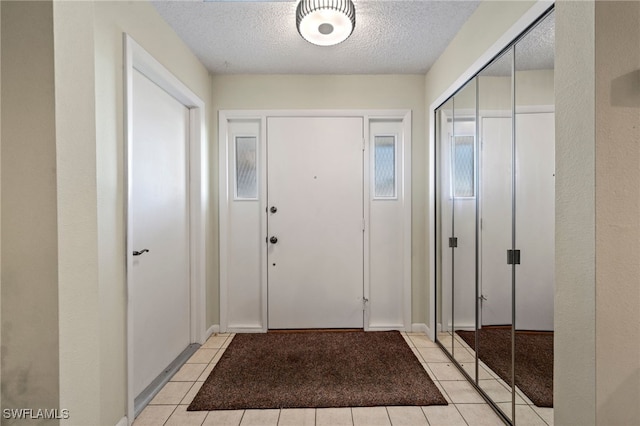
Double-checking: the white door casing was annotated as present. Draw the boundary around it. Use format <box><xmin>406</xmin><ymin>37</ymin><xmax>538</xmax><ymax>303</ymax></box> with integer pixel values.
<box><xmin>219</xmin><ymin>110</ymin><xmax>411</xmax><ymax>333</ymax></box>
<box><xmin>267</xmin><ymin>117</ymin><xmax>364</xmax><ymax>329</ymax></box>
<box><xmin>124</xmin><ymin>35</ymin><xmax>206</xmax><ymax>424</ymax></box>
<box><xmin>130</xmin><ymin>69</ymin><xmax>190</xmax><ymax>396</ymax></box>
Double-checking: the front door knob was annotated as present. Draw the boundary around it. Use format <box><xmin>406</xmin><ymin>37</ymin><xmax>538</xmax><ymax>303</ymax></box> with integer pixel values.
<box><xmin>269</xmin><ymin>236</ymin><xmax>278</xmax><ymax>244</ymax></box>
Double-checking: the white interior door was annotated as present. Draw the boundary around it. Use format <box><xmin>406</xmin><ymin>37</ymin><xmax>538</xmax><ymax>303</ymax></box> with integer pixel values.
<box><xmin>480</xmin><ymin>116</ymin><xmax>513</xmax><ymax>326</ymax></box>
<box><xmin>131</xmin><ymin>69</ymin><xmax>190</xmax><ymax>396</ymax></box>
<box><xmin>267</xmin><ymin>117</ymin><xmax>364</xmax><ymax>329</ymax></box>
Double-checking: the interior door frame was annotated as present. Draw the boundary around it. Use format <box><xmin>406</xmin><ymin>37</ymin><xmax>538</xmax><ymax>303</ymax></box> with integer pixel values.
<box><xmin>219</xmin><ymin>110</ymin><xmax>412</xmax><ymax>333</ymax></box>
<box><xmin>124</xmin><ymin>35</ymin><xmax>206</xmax><ymax>424</ymax></box>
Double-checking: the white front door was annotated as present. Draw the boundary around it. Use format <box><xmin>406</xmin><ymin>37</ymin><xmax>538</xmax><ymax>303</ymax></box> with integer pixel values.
<box><xmin>267</xmin><ymin>117</ymin><xmax>364</xmax><ymax>329</ymax></box>
<box><xmin>131</xmin><ymin>69</ymin><xmax>191</xmax><ymax>396</ymax></box>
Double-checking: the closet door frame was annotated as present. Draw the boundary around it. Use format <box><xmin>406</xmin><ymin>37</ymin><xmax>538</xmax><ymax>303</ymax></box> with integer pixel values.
<box><xmin>429</xmin><ymin>4</ymin><xmax>556</xmax><ymax>425</ymax></box>
<box><xmin>427</xmin><ymin>0</ymin><xmax>553</xmax><ymax>343</ymax></box>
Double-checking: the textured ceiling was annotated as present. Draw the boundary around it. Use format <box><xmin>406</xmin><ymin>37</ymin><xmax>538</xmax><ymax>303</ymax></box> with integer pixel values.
<box><xmin>151</xmin><ymin>0</ymin><xmax>481</xmax><ymax>74</ymax></box>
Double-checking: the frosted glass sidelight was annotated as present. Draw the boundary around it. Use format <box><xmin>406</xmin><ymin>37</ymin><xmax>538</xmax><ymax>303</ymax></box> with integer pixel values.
<box><xmin>374</xmin><ymin>135</ymin><xmax>396</xmax><ymax>198</ymax></box>
<box><xmin>453</xmin><ymin>135</ymin><xmax>475</xmax><ymax>198</ymax></box>
<box><xmin>235</xmin><ymin>136</ymin><xmax>258</xmax><ymax>199</ymax></box>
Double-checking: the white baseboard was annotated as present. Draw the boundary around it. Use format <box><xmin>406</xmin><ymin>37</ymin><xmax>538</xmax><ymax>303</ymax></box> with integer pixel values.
<box><xmin>445</xmin><ymin>322</ymin><xmax>475</xmax><ymax>332</ymax></box>
<box><xmin>115</xmin><ymin>416</ymin><xmax>128</xmax><ymax>426</ymax></box>
<box><xmin>205</xmin><ymin>324</ymin><xmax>220</xmax><ymax>341</ymax></box>
<box><xmin>227</xmin><ymin>326</ymin><xmax>266</xmax><ymax>333</ymax></box>
<box><xmin>411</xmin><ymin>323</ymin><xmax>429</xmax><ymax>335</ymax></box>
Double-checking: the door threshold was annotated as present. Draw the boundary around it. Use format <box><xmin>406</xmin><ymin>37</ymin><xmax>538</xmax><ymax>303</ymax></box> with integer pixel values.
<box><xmin>134</xmin><ymin>343</ymin><xmax>200</xmax><ymax>417</ymax></box>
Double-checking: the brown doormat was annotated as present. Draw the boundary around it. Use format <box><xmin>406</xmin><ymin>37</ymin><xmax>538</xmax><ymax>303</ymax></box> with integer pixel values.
<box><xmin>188</xmin><ymin>330</ymin><xmax>448</xmax><ymax>410</ymax></box>
<box><xmin>456</xmin><ymin>329</ymin><xmax>553</xmax><ymax>407</ymax></box>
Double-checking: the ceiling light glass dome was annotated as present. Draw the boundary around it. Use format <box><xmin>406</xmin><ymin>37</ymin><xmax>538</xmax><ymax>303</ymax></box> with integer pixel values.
<box><xmin>296</xmin><ymin>0</ymin><xmax>356</xmax><ymax>46</ymax></box>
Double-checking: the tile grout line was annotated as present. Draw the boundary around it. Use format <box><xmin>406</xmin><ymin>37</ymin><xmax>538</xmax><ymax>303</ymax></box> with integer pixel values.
<box><xmin>161</xmin><ymin>405</ymin><xmax>179</xmax><ymax>426</ymax></box>
<box><xmin>452</xmin><ymin>403</ymin><xmax>471</xmax><ymax>426</ymax></box>
<box><xmin>383</xmin><ymin>406</ymin><xmax>392</xmax><ymax>426</ymax></box>
<box><xmin>531</xmin><ymin>405</ymin><xmax>552</xmax><ymax>426</ymax></box>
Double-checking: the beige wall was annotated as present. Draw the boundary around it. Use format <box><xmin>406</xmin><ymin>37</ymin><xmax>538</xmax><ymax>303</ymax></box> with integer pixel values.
<box><xmin>0</xmin><ymin>1</ymin><xmax>214</xmax><ymax>424</ymax></box>
<box><xmin>1</xmin><ymin>3</ymin><xmax>60</xmax><ymax>425</ymax></box>
<box><xmin>90</xmin><ymin>3</ymin><xmax>211</xmax><ymax>424</ymax></box>
<box><xmin>594</xmin><ymin>1</ymin><xmax>640</xmax><ymax>424</ymax></box>
<box><xmin>554</xmin><ymin>2</ymin><xmax>596</xmax><ymax>423</ymax></box>
<box><xmin>553</xmin><ymin>1</ymin><xmax>640</xmax><ymax>423</ymax></box>
<box><xmin>210</xmin><ymin>74</ymin><xmax>426</xmax><ymax>325</ymax></box>
<box><xmin>53</xmin><ymin>2</ymin><xmax>101</xmax><ymax>423</ymax></box>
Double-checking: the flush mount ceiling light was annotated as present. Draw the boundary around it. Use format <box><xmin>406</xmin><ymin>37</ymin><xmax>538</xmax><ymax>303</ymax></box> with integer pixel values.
<box><xmin>296</xmin><ymin>0</ymin><xmax>356</xmax><ymax>46</ymax></box>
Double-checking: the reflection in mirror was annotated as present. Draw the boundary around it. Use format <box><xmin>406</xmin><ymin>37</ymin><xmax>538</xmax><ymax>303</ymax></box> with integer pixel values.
<box><xmin>514</xmin><ymin>10</ymin><xmax>555</xmax><ymax>422</ymax></box>
<box><xmin>451</xmin><ymin>80</ymin><xmax>477</xmax><ymax>381</ymax></box>
<box><xmin>435</xmin><ymin>9</ymin><xmax>555</xmax><ymax>424</ymax></box>
<box><xmin>475</xmin><ymin>46</ymin><xmax>515</xmax><ymax>422</ymax></box>
<box><xmin>435</xmin><ymin>98</ymin><xmax>454</xmax><ymax>357</ymax></box>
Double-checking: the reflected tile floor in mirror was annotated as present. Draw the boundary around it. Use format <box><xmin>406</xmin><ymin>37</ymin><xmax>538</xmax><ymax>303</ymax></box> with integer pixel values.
<box><xmin>438</xmin><ymin>332</ymin><xmax>553</xmax><ymax>425</ymax></box>
<box><xmin>134</xmin><ymin>332</ymin><xmax>513</xmax><ymax>426</ymax></box>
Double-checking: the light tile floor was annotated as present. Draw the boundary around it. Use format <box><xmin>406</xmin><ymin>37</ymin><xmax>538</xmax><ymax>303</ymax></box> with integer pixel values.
<box><xmin>133</xmin><ymin>332</ymin><xmax>551</xmax><ymax>426</ymax></box>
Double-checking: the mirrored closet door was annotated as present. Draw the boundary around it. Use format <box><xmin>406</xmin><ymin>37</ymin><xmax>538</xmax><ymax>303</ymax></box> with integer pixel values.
<box><xmin>435</xmin><ymin>9</ymin><xmax>555</xmax><ymax>425</ymax></box>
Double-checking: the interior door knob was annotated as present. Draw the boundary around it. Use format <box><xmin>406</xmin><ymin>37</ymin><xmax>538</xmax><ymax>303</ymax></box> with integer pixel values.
<box><xmin>269</xmin><ymin>236</ymin><xmax>278</xmax><ymax>244</ymax></box>
<box><xmin>133</xmin><ymin>249</ymin><xmax>150</xmax><ymax>256</ymax></box>
<box><xmin>270</xmin><ymin>206</ymin><xmax>278</xmax><ymax>213</ymax></box>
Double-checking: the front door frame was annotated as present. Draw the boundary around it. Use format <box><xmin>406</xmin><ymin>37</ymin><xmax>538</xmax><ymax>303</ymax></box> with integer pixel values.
<box><xmin>124</xmin><ymin>35</ymin><xmax>206</xmax><ymax>423</ymax></box>
<box><xmin>219</xmin><ymin>110</ymin><xmax>412</xmax><ymax>333</ymax></box>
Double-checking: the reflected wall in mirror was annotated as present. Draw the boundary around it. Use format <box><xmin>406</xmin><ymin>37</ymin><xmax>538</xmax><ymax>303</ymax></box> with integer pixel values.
<box><xmin>434</xmin><ymin>8</ymin><xmax>555</xmax><ymax>425</ymax></box>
